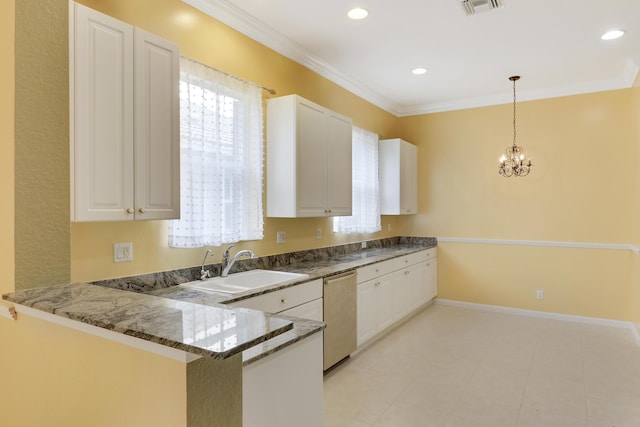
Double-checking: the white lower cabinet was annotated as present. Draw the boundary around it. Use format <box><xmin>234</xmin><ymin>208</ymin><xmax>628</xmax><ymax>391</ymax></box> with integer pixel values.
<box><xmin>422</xmin><ymin>258</ymin><xmax>438</xmax><ymax>304</ymax></box>
<box><xmin>357</xmin><ymin>248</ymin><xmax>437</xmax><ymax>347</ymax></box>
<box><xmin>230</xmin><ymin>279</ymin><xmax>324</xmax><ymax>427</ymax></box>
<box><xmin>243</xmin><ymin>332</ymin><xmax>323</xmax><ymax>427</ymax></box>
<box><xmin>357</xmin><ymin>270</ymin><xmax>399</xmax><ymax>346</ymax></box>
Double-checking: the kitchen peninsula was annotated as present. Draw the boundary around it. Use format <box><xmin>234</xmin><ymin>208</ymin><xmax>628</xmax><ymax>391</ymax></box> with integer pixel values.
<box><xmin>3</xmin><ymin>237</ymin><xmax>435</xmax><ymax>427</ymax></box>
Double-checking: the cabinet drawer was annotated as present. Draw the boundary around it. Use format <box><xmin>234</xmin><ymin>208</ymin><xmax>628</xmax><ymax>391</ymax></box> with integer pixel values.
<box><xmin>279</xmin><ymin>298</ymin><xmax>323</xmax><ymax>321</ymax></box>
<box><xmin>357</xmin><ymin>248</ymin><xmax>437</xmax><ymax>283</ymax></box>
<box><xmin>403</xmin><ymin>248</ymin><xmax>436</xmax><ymax>266</ymax></box>
<box><xmin>357</xmin><ymin>258</ymin><xmax>397</xmax><ymax>283</ymax></box>
<box><xmin>422</xmin><ymin>247</ymin><xmax>437</xmax><ymax>260</ymax></box>
<box><xmin>230</xmin><ymin>279</ymin><xmax>322</xmax><ymax>314</ymax></box>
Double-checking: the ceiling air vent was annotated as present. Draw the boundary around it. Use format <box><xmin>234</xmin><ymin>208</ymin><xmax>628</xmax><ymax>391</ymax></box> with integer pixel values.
<box><xmin>460</xmin><ymin>0</ymin><xmax>504</xmax><ymax>15</ymax></box>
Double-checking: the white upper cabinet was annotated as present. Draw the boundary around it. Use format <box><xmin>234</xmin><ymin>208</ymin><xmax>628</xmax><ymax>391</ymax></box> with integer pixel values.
<box><xmin>70</xmin><ymin>2</ymin><xmax>179</xmax><ymax>222</ymax></box>
<box><xmin>267</xmin><ymin>95</ymin><xmax>352</xmax><ymax>218</ymax></box>
<box><xmin>379</xmin><ymin>138</ymin><xmax>418</xmax><ymax>215</ymax></box>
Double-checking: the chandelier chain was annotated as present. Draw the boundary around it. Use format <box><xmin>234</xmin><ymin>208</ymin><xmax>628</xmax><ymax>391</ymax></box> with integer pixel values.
<box><xmin>512</xmin><ymin>78</ymin><xmax>517</xmax><ymax>147</ymax></box>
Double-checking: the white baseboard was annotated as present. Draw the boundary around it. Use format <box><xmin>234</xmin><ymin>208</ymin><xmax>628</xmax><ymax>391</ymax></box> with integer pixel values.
<box><xmin>435</xmin><ymin>298</ymin><xmax>640</xmax><ymax>345</ymax></box>
<box><xmin>633</xmin><ymin>323</ymin><xmax>640</xmax><ymax>345</ymax></box>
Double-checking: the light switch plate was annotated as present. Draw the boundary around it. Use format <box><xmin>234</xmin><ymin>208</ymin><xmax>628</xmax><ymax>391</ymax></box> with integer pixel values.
<box><xmin>316</xmin><ymin>228</ymin><xmax>322</xmax><ymax>240</ymax></box>
<box><xmin>114</xmin><ymin>242</ymin><xmax>133</xmax><ymax>263</ymax></box>
<box><xmin>276</xmin><ymin>231</ymin><xmax>286</xmax><ymax>244</ymax></box>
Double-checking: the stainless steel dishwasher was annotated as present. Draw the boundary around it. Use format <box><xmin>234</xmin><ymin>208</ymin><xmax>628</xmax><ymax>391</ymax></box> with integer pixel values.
<box><xmin>323</xmin><ymin>271</ymin><xmax>357</xmax><ymax>370</ymax></box>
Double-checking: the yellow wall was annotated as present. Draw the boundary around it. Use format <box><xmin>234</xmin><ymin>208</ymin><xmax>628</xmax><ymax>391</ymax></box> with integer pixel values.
<box><xmin>1</xmin><ymin>314</ymin><xmax>188</xmax><ymax>427</ymax></box>
<box><xmin>399</xmin><ymin>90</ymin><xmax>637</xmax><ymax>320</ymax></box>
<box><xmin>3</xmin><ymin>0</ymin><xmax>640</xmax><ymax>424</ymax></box>
<box><xmin>0</xmin><ymin>0</ymin><xmax>14</xmax><ymax>297</ymax></box>
<box><xmin>68</xmin><ymin>0</ymin><xmax>400</xmax><ymax>283</ymax></box>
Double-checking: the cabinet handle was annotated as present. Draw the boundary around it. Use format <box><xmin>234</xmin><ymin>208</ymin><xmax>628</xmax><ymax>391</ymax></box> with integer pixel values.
<box><xmin>280</xmin><ymin>298</ymin><xmax>286</xmax><ymax>304</ymax></box>
<box><xmin>404</xmin><ymin>271</ymin><xmax>410</xmax><ymax>276</ymax></box>
<box><xmin>138</xmin><ymin>208</ymin><xmax>146</xmax><ymax>214</ymax></box>
<box><xmin>375</xmin><ymin>282</ymin><xmax>380</xmax><ymax>287</ymax></box>
<box><xmin>126</xmin><ymin>208</ymin><xmax>134</xmax><ymax>214</ymax></box>
<box><xmin>405</xmin><ymin>259</ymin><xmax>409</xmax><ymax>263</ymax></box>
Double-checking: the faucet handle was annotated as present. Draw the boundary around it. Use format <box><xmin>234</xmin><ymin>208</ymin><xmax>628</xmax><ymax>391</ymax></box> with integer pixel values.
<box><xmin>223</xmin><ymin>244</ymin><xmax>235</xmax><ymax>259</ymax></box>
<box><xmin>200</xmin><ymin>249</ymin><xmax>214</xmax><ymax>281</ymax></box>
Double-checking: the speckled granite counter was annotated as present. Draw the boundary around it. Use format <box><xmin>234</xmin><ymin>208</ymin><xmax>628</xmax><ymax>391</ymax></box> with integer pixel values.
<box><xmin>148</xmin><ymin>238</ymin><xmax>438</xmax><ymax>304</ymax></box>
<box><xmin>145</xmin><ymin>237</ymin><xmax>436</xmax><ymax>364</ymax></box>
<box><xmin>2</xmin><ymin>283</ymin><xmax>294</xmax><ymax>360</ymax></box>
<box><xmin>2</xmin><ymin>237</ymin><xmax>435</xmax><ymax>364</ymax></box>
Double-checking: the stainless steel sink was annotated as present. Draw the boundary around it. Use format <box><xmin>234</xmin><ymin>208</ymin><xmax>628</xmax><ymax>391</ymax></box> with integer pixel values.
<box><xmin>180</xmin><ymin>269</ymin><xmax>309</xmax><ymax>294</ymax></box>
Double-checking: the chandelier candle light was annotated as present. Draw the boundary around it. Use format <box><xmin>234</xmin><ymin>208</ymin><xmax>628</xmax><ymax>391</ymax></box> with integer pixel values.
<box><xmin>499</xmin><ymin>75</ymin><xmax>532</xmax><ymax>177</ymax></box>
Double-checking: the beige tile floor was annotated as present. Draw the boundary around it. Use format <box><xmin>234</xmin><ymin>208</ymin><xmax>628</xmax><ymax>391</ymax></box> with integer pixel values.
<box><xmin>323</xmin><ymin>303</ymin><xmax>640</xmax><ymax>427</ymax></box>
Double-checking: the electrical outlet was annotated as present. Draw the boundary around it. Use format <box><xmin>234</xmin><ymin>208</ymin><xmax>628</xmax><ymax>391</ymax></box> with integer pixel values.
<box><xmin>114</xmin><ymin>242</ymin><xmax>133</xmax><ymax>263</ymax></box>
<box><xmin>316</xmin><ymin>228</ymin><xmax>322</xmax><ymax>240</ymax></box>
<box><xmin>361</xmin><ymin>241</ymin><xmax>367</xmax><ymax>249</ymax></box>
<box><xmin>536</xmin><ymin>290</ymin><xmax>544</xmax><ymax>300</ymax></box>
<box><xmin>387</xmin><ymin>223</ymin><xmax>392</xmax><ymax>231</ymax></box>
<box><xmin>276</xmin><ymin>231</ymin><xmax>286</xmax><ymax>244</ymax></box>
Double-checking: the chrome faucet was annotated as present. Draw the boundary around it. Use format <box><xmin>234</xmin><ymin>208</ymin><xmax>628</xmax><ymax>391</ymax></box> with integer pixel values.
<box><xmin>200</xmin><ymin>249</ymin><xmax>214</xmax><ymax>280</ymax></box>
<box><xmin>221</xmin><ymin>245</ymin><xmax>257</xmax><ymax>277</ymax></box>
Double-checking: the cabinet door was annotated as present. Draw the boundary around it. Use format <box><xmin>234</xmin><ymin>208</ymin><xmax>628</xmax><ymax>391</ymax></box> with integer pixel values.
<box><xmin>394</xmin><ymin>267</ymin><xmax>415</xmax><ymax>319</ymax></box>
<box><xmin>296</xmin><ymin>99</ymin><xmax>328</xmax><ymax>217</ymax></box>
<box><xmin>325</xmin><ymin>112</ymin><xmax>352</xmax><ymax>216</ymax></box>
<box><xmin>375</xmin><ymin>271</ymin><xmax>398</xmax><ymax>332</ymax></box>
<box><xmin>72</xmin><ymin>3</ymin><xmax>134</xmax><ymax>222</ymax></box>
<box><xmin>357</xmin><ymin>280</ymin><xmax>376</xmax><ymax>346</ymax></box>
<box><xmin>243</xmin><ymin>333</ymin><xmax>323</xmax><ymax>427</ymax></box>
<box><xmin>133</xmin><ymin>29</ymin><xmax>180</xmax><ymax>220</ymax></box>
<box><xmin>400</xmin><ymin>141</ymin><xmax>418</xmax><ymax>214</ymax></box>
<box><xmin>424</xmin><ymin>258</ymin><xmax>438</xmax><ymax>302</ymax></box>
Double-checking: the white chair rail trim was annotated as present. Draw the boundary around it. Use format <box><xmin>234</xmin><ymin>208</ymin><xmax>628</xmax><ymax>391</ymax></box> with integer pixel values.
<box><xmin>437</xmin><ymin>237</ymin><xmax>635</xmax><ymax>252</ymax></box>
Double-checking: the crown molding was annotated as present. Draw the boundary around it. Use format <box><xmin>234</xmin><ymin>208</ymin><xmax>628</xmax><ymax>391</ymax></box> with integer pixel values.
<box><xmin>183</xmin><ymin>0</ymin><xmax>640</xmax><ymax>117</ymax></box>
<box><xmin>398</xmin><ymin>58</ymin><xmax>640</xmax><ymax>116</ymax></box>
<box><xmin>182</xmin><ymin>0</ymin><xmax>403</xmax><ymax>116</ymax></box>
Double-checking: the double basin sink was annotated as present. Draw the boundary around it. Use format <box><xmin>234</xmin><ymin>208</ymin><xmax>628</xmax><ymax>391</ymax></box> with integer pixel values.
<box><xmin>180</xmin><ymin>269</ymin><xmax>309</xmax><ymax>294</ymax></box>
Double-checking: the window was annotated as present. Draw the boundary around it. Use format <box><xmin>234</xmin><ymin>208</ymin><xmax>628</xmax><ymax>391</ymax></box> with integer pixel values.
<box><xmin>169</xmin><ymin>58</ymin><xmax>263</xmax><ymax>248</ymax></box>
<box><xmin>333</xmin><ymin>126</ymin><xmax>381</xmax><ymax>234</ymax></box>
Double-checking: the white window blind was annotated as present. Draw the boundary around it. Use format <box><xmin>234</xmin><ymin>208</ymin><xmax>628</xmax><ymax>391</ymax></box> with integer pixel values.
<box><xmin>333</xmin><ymin>126</ymin><xmax>381</xmax><ymax>234</ymax></box>
<box><xmin>169</xmin><ymin>57</ymin><xmax>264</xmax><ymax>248</ymax></box>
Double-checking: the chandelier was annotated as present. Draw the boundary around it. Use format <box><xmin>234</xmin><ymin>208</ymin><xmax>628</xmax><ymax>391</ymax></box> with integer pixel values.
<box><xmin>499</xmin><ymin>76</ymin><xmax>532</xmax><ymax>177</ymax></box>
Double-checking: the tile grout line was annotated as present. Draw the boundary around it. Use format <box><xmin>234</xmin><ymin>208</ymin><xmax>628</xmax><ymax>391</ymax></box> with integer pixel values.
<box><xmin>580</xmin><ymin>325</ymin><xmax>592</xmax><ymax>425</ymax></box>
<box><xmin>513</xmin><ymin>324</ymin><xmax>539</xmax><ymax>426</ymax></box>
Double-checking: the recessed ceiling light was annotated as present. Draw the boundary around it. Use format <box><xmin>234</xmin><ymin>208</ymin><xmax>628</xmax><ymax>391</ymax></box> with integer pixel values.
<box><xmin>601</xmin><ymin>29</ymin><xmax>625</xmax><ymax>40</ymax></box>
<box><xmin>347</xmin><ymin>8</ymin><xmax>369</xmax><ymax>20</ymax></box>
<box><xmin>412</xmin><ymin>67</ymin><xmax>428</xmax><ymax>75</ymax></box>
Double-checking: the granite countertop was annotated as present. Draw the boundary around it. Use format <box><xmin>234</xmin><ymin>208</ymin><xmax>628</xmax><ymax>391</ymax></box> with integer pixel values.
<box><xmin>148</xmin><ymin>240</ymin><xmax>436</xmax><ymax>364</ymax></box>
<box><xmin>2</xmin><ymin>282</ymin><xmax>295</xmax><ymax>360</ymax></box>
<box><xmin>2</xmin><ymin>237</ymin><xmax>436</xmax><ymax>364</ymax></box>
<box><xmin>150</xmin><ymin>242</ymin><xmax>438</xmax><ymax>305</ymax></box>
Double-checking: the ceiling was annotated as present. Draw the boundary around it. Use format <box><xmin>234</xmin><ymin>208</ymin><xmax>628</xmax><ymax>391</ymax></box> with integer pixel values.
<box><xmin>183</xmin><ymin>0</ymin><xmax>640</xmax><ymax>116</ymax></box>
